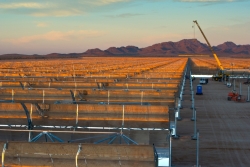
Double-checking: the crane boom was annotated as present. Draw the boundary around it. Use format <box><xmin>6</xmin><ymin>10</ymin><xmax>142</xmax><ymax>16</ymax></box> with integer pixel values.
<box><xmin>193</xmin><ymin>20</ymin><xmax>224</xmax><ymax>70</ymax></box>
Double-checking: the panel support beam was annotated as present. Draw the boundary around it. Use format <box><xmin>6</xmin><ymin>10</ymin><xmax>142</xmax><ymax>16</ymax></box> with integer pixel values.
<box><xmin>70</xmin><ymin>90</ymin><xmax>76</xmax><ymax>104</ymax></box>
<box><xmin>20</xmin><ymin>103</ymin><xmax>33</xmax><ymax>130</ymax></box>
<box><xmin>75</xmin><ymin>144</ymin><xmax>82</xmax><ymax>167</ymax></box>
<box><xmin>1</xmin><ymin>142</ymin><xmax>8</xmax><ymax>167</ymax></box>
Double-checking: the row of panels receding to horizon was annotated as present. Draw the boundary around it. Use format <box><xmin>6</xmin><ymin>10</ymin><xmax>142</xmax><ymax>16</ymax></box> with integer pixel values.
<box><xmin>0</xmin><ymin>57</ymin><xmax>188</xmax><ymax>166</ymax></box>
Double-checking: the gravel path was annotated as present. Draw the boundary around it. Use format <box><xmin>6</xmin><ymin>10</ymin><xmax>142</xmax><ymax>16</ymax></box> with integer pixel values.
<box><xmin>172</xmin><ymin>78</ymin><xmax>250</xmax><ymax>167</ymax></box>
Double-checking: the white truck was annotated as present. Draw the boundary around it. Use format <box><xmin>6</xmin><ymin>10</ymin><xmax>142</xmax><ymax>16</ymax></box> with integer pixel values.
<box><xmin>199</xmin><ymin>78</ymin><xmax>208</xmax><ymax>84</ymax></box>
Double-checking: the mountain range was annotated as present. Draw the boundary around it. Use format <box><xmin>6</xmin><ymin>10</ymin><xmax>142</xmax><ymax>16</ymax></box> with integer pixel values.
<box><xmin>83</xmin><ymin>39</ymin><xmax>250</xmax><ymax>57</ymax></box>
<box><xmin>1</xmin><ymin>39</ymin><xmax>250</xmax><ymax>59</ymax></box>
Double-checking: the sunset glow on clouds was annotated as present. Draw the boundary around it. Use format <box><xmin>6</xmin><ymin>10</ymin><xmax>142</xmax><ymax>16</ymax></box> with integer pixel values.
<box><xmin>5</xmin><ymin>30</ymin><xmax>104</xmax><ymax>44</ymax></box>
<box><xmin>0</xmin><ymin>0</ymin><xmax>249</xmax><ymax>54</ymax></box>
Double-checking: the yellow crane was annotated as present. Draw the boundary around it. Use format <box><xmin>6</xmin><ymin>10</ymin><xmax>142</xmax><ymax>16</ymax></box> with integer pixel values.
<box><xmin>193</xmin><ymin>20</ymin><xmax>229</xmax><ymax>81</ymax></box>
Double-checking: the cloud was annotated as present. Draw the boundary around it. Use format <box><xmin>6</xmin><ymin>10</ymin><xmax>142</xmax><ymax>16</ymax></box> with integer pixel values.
<box><xmin>0</xmin><ymin>0</ymin><xmax>132</xmax><ymax>17</ymax></box>
<box><xmin>36</xmin><ymin>22</ymin><xmax>48</xmax><ymax>27</ymax></box>
<box><xmin>86</xmin><ymin>0</ymin><xmax>130</xmax><ymax>5</ymax></box>
<box><xmin>31</xmin><ymin>9</ymin><xmax>83</xmax><ymax>17</ymax></box>
<box><xmin>0</xmin><ymin>2</ymin><xmax>50</xmax><ymax>9</ymax></box>
<box><xmin>4</xmin><ymin>30</ymin><xmax>105</xmax><ymax>44</ymax></box>
<box><xmin>107</xmin><ymin>13</ymin><xmax>143</xmax><ymax>18</ymax></box>
<box><xmin>0</xmin><ymin>1</ymin><xmax>83</xmax><ymax>17</ymax></box>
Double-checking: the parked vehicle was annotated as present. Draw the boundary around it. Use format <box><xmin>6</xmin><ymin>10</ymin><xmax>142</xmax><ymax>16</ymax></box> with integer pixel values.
<box><xmin>199</xmin><ymin>78</ymin><xmax>208</xmax><ymax>84</ymax></box>
<box><xmin>243</xmin><ymin>79</ymin><xmax>250</xmax><ymax>84</ymax></box>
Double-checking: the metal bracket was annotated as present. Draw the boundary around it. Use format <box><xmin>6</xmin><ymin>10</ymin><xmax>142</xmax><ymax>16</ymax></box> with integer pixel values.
<box><xmin>20</xmin><ymin>103</ymin><xmax>33</xmax><ymax>130</ymax></box>
<box><xmin>29</xmin><ymin>131</ymin><xmax>63</xmax><ymax>143</ymax></box>
<box><xmin>94</xmin><ymin>133</ymin><xmax>138</xmax><ymax>145</ymax></box>
<box><xmin>19</xmin><ymin>82</ymin><xmax>24</xmax><ymax>90</ymax></box>
<box><xmin>1</xmin><ymin>142</ymin><xmax>8</xmax><ymax>167</ymax></box>
<box><xmin>34</xmin><ymin>103</ymin><xmax>49</xmax><ymax>117</ymax></box>
<box><xmin>75</xmin><ymin>144</ymin><xmax>82</xmax><ymax>167</ymax></box>
<box><xmin>70</xmin><ymin>90</ymin><xmax>76</xmax><ymax>104</ymax></box>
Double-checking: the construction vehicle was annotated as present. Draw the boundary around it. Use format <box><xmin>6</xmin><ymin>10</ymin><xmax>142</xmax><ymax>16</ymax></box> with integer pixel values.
<box><xmin>193</xmin><ymin>20</ymin><xmax>230</xmax><ymax>81</ymax></box>
<box><xmin>228</xmin><ymin>90</ymin><xmax>245</xmax><ymax>102</ymax></box>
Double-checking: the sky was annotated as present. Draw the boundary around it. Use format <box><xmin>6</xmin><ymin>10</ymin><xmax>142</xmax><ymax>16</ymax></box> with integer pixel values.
<box><xmin>0</xmin><ymin>0</ymin><xmax>249</xmax><ymax>55</ymax></box>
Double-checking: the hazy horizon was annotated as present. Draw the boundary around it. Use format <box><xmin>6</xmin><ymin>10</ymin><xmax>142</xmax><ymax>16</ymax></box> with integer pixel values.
<box><xmin>0</xmin><ymin>0</ymin><xmax>249</xmax><ymax>55</ymax></box>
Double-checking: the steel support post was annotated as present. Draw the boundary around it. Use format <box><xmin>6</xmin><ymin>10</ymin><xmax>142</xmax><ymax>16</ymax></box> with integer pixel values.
<box><xmin>28</xmin><ymin>131</ymin><xmax>32</xmax><ymax>142</ymax></box>
<box><xmin>192</xmin><ymin>110</ymin><xmax>197</xmax><ymax>140</ymax></box>
<box><xmin>196</xmin><ymin>130</ymin><xmax>200</xmax><ymax>167</ymax></box>
<box><xmin>190</xmin><ymin>76</ymin><xmax>192</xmax><ymax>84</ymax></box>
<box><xmin>247</xmin><ymin>85</ymin><xmax>250</xmax><ymax>102</ymax></box>
<box><xmin>181</xmin><ymin>85</ymin><xmax>185</xmax><ymax>96</ymax></box>
<box><xmin>190</xmin><ymin>90</ymin><xmax>194</xmax><ymax>101</ymax></box>
<box><xmin>177</xmin><ymin>106</ymin><xmax>182</xmax><ymax>121</ymax></box>
<box><xmin>180</xmin><ymin>75</ymin><xmax>184</xmax><ymax>102</ymax></box>
<box><xmin>173</xmin><ymin>111</ymin><xmax>179</xmax><ymax>139</ymax></box>
<box><xmin>179</xmin><ymin>94</ymin><xmax>183</xmax><ymax>109</ymax></box>
<box><xmin>169</xmin><ymin>130</ymin><xmax>172</xmax><ymax>167</ymax></box>
<box><xmin>75</xmin><ymin>144</ymin><xmax>82</xmax><ymax>167</ymax></box>
<box><xmin>28</xmin><ymin>104</ymin><xmax>33</xmax><ymax>142</ymax></box>
<box><xmin>49</xmin><ymin>154</ymin><xmax>53</xmax><ymax>164</ymax></box>
<box><xmin>190</xmin><ymin>82</ymin><xmax>193</xmax><ymax>95</ymax></box>
<box><xmin>180</xmin><ymin>89</ymin><xmax>183</xmax><ymax>101</ymax></box>
<box><xmin>190</xmin><ymin>94</ymin><xmax>194</xmax><ymax>108</ymax></box>
<box><xmin>191</xmin><ymin>99</ymin><xmax>195</xmax><ymax>121</ymax></box>
<box><xmin>1</xmin><ymin>143</ymin><xmax>7</xmax><ymax>167</ymax></box>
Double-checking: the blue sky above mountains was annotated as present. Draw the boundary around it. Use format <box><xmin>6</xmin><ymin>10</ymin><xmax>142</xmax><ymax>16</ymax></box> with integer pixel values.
<box><xmin>0</xmin><ymin>0</ymin><xmax>249</xmax><ymax>54</ymax></box>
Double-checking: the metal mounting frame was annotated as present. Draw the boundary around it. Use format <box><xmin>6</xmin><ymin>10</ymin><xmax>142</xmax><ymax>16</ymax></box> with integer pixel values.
<box><xmin>1</xmin><ymin>142</ymin><xmax>8</xmax><ymax>167</ymax></box>
<box><xmin>70</xmin><ymin>90</ymin><xmax>76</xmax><ymax>104</ymax></box>
<box><xmin>20</xmin><ymin>103</ymin><xmax>33</xmax><ymax>130</ymax></box>
<box><xmin>29</xmin><ymin>131</ymin><xmax>64</xmax><ymax>143</ymax></box>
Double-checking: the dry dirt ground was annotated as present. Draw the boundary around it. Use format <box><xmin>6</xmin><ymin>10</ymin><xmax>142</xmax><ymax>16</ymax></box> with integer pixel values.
<box><xmin>172</xmin><ymin>77</ymin><xmax>250</xmax><ymax>167</ymax></box>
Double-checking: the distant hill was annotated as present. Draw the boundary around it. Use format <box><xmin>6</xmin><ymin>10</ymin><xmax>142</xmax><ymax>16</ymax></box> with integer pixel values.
<box><xmin>0</xmin><ymin>53</ymin><xmax>83</xmax><ymax>60</ymax></box>
<box><xmin>82</xmin><ymin>39</ymin><xmax>250</xmax><ymax>57</ymax></box>
<box><xmin>1</xmin><ymin>39</ymin><xmax>249</xmax><ymax>59</ymax></box>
